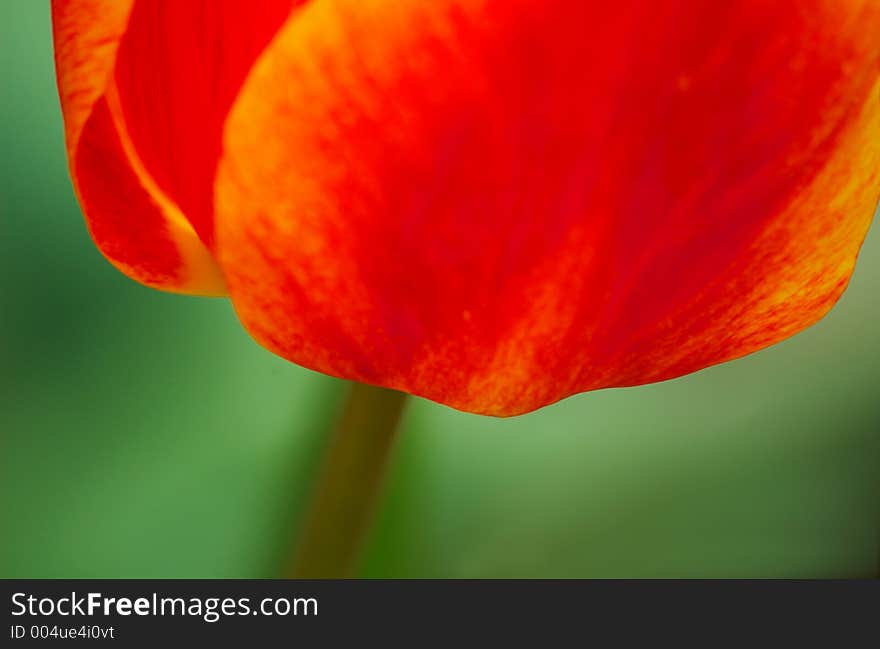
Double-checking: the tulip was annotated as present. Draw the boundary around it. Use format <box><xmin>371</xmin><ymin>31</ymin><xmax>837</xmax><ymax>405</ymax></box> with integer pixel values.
<box><xmin>52</xmin><ymin>0</ymin><xmax>880</xmax><ymax>417</ymax></box>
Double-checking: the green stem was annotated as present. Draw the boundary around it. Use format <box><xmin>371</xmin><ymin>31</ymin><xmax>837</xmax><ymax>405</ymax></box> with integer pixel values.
<box><xmin>289</xmin><ymin>382</ymin><xmax>408</xmax><ymax>578</ymax></box>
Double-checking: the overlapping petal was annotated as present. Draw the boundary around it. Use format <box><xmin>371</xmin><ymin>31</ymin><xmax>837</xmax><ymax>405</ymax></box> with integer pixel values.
<box><xmin>215</xmin><ymin>0</ymin><xmax>880</xmax><ymax>415</ymax></box>
<box><xmin>51</xmin><ymin>0</ymin><xmax>299</xmax><ymax>293</ymax></box>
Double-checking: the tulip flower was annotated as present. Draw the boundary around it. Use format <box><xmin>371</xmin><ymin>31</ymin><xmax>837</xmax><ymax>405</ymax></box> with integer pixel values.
<box><xmin>52</xmin><ymin>0</ymin><xmax>880</xmax><ymax>417</ymax></box>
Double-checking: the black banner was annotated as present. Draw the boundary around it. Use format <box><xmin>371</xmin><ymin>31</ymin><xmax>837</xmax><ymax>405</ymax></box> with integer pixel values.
<box><xmin>2</xmin><ymin>579</ymin><xmax>877</xmax><ymax>642</ymax></box>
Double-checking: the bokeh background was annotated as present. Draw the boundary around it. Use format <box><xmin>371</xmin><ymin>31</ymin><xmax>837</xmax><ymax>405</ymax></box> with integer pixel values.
<box><xmin>2</xmin><ymin>2</ymin><xmax>878</xmax><ymax>578</ymax></box>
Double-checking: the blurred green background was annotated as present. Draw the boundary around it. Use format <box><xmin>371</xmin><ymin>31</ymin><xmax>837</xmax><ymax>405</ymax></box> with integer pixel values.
<box><xmin>2</xmin><ymin>3</ymin><xmax>878</xmax><ymax>578</ymax></box>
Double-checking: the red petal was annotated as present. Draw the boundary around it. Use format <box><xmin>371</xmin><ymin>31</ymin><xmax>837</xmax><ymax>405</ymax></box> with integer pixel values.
<box><xmin>215</xmin><ymin>1</ymin><xmax>880</xmax><ymax>416</ymax></box>
<box><xmin>52</xmin><ymin>0</ymin><xmax>224</xmax><ymax>294</ymax></box>
<box><xmin>110</xmin><ymin>0</ymin><xmax>305</xmax><ymax>246</ymax></box>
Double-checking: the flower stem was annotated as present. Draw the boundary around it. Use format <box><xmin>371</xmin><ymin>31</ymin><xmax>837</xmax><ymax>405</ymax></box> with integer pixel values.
<box><xmin>289</xmin><ymin>382</ymin><xmax>408</xmax><ymax>578</ymax></box>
